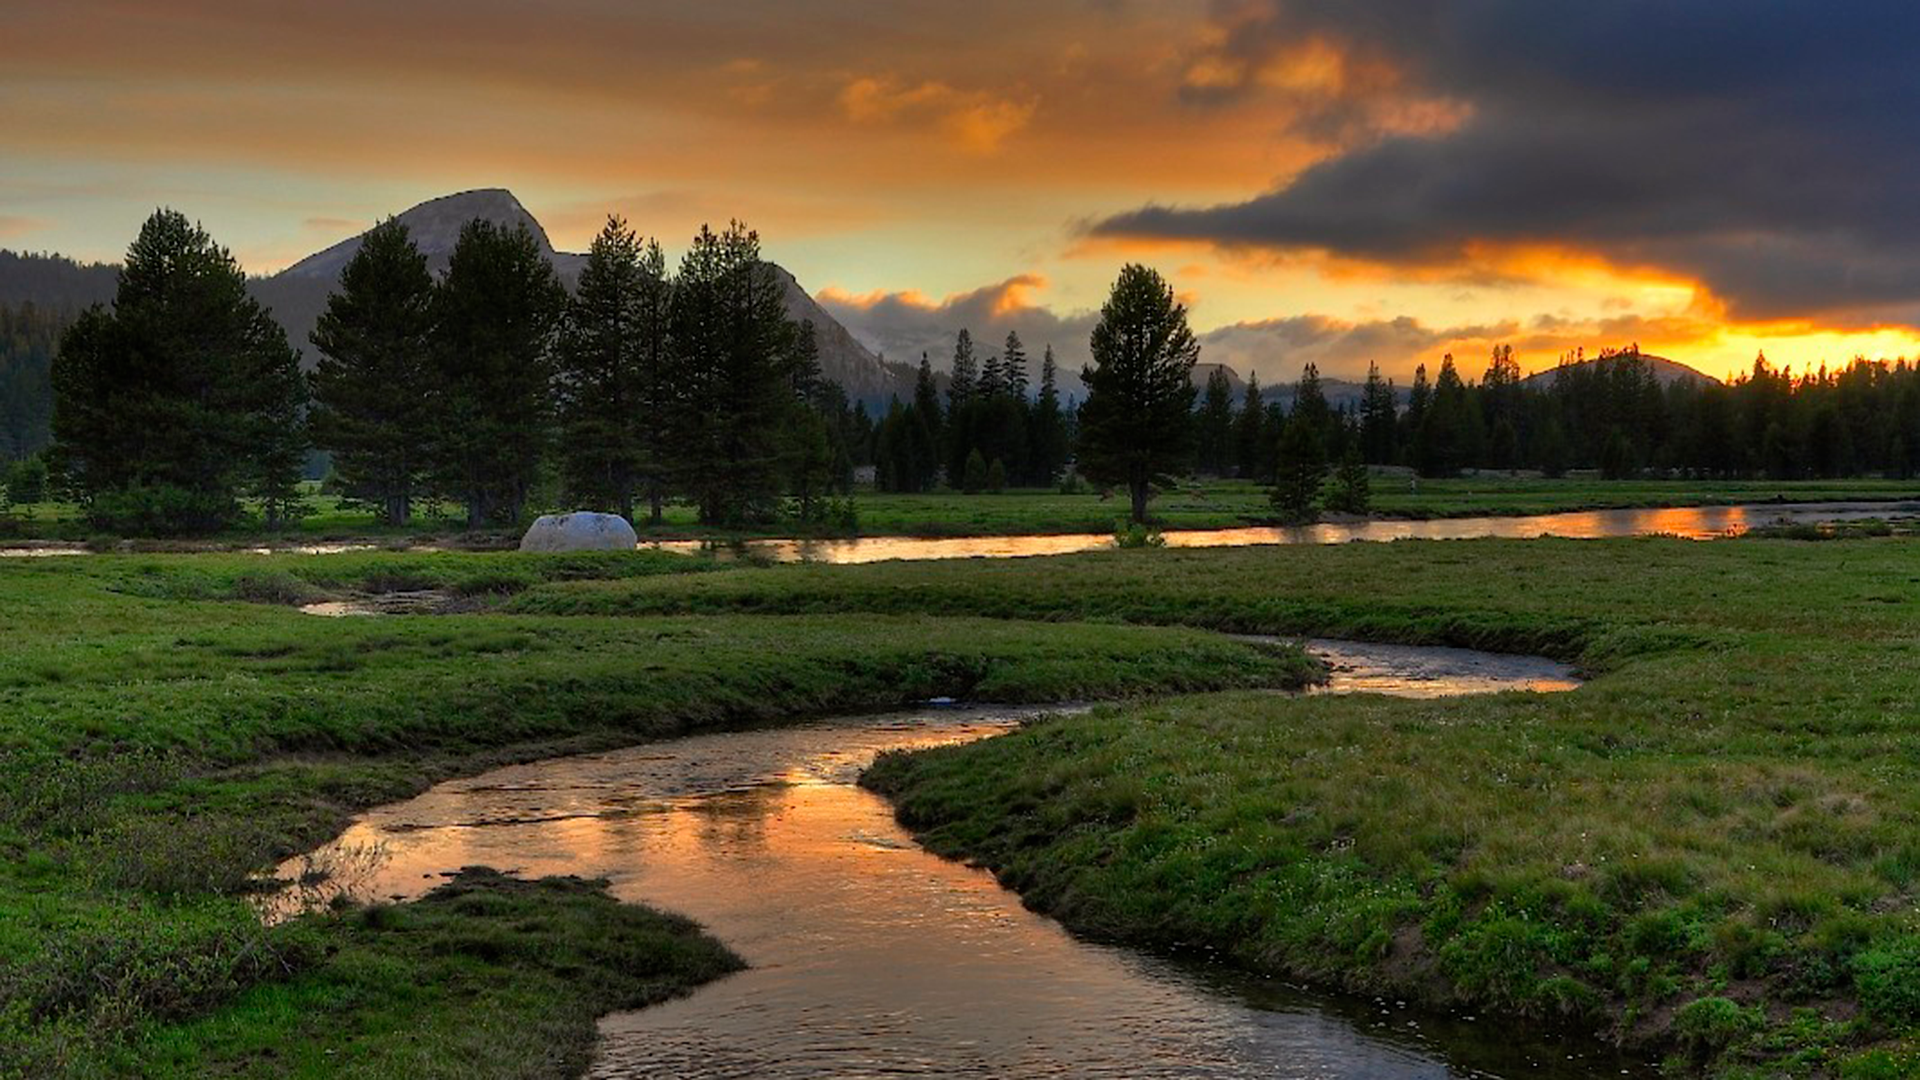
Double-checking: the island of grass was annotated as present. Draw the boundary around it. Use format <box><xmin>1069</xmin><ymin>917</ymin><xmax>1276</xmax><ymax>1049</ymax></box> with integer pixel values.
<box><xmin>511</xmin><ymin>534</ymin><xmax>1920</xmax><ymax>1077</ymax></box>
<box><xmin>0</xmin><ymin>548</ymin><xmax>1311</xmax><ymax>1076</ymax></box>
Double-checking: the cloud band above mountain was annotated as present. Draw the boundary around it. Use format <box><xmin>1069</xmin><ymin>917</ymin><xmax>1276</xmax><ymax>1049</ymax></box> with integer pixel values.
<box><xmin>1094</xmin><ymin>1</ymin><xmax>1920</xmax><ymax>327</ymax></box>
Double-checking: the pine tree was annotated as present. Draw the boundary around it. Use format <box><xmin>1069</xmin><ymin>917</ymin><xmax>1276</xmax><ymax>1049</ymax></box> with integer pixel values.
<box><xmin>1003</xmin><ymin>331</ymin><xmax>1030</xmax><ymax>400</ymax></box>
<box><xmin>51</xmin><ymin>209</ymin><xmax>305</xmax><ymax>535</ymax></box>
<box><xmin>874</xmin><ymin>398</ymin><xmax>922</xmax><ymax>493</ymax></box>
<box><xmin>1291</xmin><ymin>363</ymin><xmax>1333</xmax><ymax>463</ymax></box>
<box><xmin>1323</xmin><ymin>443</ymin><xmax>1371</xmax><ymax>515</ymax></box>
<box><xmin>1027</xmin><ymin>345</ymin><xmax>1069</xmax><ymax>485</ymax></box>
<box><xmin>788</xmin><ymin>318</ymin><xmax>823</xmax><ymax>402</ymax></box>
<box><xmin>1413</xmin><ymin>355</ymin><xmax>1481</xmax><ymax>478</ymax></box>
<box><xmin>309</xmin><ymin>218</ymin><xmax>436</xmax><ymax>525</ymax></box>
<box><xmin>664</xmin><ymin>222</ymin><xmax>795</xmax><ymax>526</ymax></box>
<box><xmin>784</xmin><ymin>406</ymin><xmax>835</xmax><ymax>521</ymax></box>
<box><xmin>1232</xmin><ymin>372</ymin><xmax>1268</xmax><ymax>480</ymax></box>
<box><xmin>979</xmin><ymin>352</ymin><xmax>1005</xmax><ymax>397</ymax></box>
<box><xmin>1360</xmin><ymin>362</ymin><xmax>1398</xmax><ymax>464</ymax></box>
<box><xmin>962</xmin><ymin>447</ymin><xmax>988</xmax><ymax>494</ymax></box>
<box><xmin>552</xmin><ymin>216</ymin><xmax>659</xmax><ymax>521</ymax></box>
<box><xmin>429</xmin><ymin>219</ymin><xmax>567</xmax><ymax>527</ymax></box>
<box><xmin>1076</xmin><ymin>264</ymin><xmax>1199</xmax><ymax>524</ymax></box>
<box><xmin>632</xmin><ymin>238</ymin><xmax>674</xmax><ymax>523</ymax></box>
<box><xmin>986</xmin><ymin>456</ymin><xmax>1008</xmax><ymax>493</ymax></box>
<box><xmin>1403</xmin><ymin>363</ymin><xmax>1431</xmax><ymax>455</ymax></box>
<box><xmin>944</xmin><ymin>329</ymin><xmax>980</xmax><ymax>486</ymax></box>
<box><xmin>253</xmin><ymin>346</ymin><xmax>310</xmax><ymax>529</ymax></box>
<box><xmin>1196</xmin><ymin>367</ymin><xmax>1234</xmax><ymax>475</ymax></box>
<box><xmin>1269</xmin><ymin>412</ymin><xmax>1326</xmax><ymax>524</ymax></box>
<box><xmin>913</xmin><ymin>352</ymin><xmax>943</xmax><ymax>450</ymax></box>
<box><xmin>948</xmin><ymin>330</ymin><xmax>977</xmax><ymax>408</ymax></box>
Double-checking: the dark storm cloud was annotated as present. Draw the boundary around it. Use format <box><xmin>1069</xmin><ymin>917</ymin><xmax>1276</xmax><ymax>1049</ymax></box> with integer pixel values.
<box><xmin>1097</xmin><ymin>1</ymin><xmax>1920</xmax><ymax>323</ymax></box>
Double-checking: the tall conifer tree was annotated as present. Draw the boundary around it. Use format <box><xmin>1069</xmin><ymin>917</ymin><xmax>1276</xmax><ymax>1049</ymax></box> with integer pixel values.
<box><xmin>52</xmin><ymin>209</ymin><xmax>305</xmax><ymax>534</ymax></box>
<box><xmin>1003</xmin><ymin>331</ymin><xmax>1030</xmax><ymax>400</ymax></box>
<box><xmin>1196</xmin><ymin>367</ymin><xmax>1235</xmax><ymax>475</ymax></box>
<box><xmin>553</xmin><ymin>216</ymin><xmax>662</xmax><ymax>521</ymax></box>
<box><xmin>1028</xmin><ymin>345</ymin><xmax>1069</xmax><ymax>485</ymax></box>
<box><xmin>429</xmin><ymin>220</ymin><xmax>567</xmax><ymax>527</ymax></box>
<box><xmin>309</xmin><ymin>218</ymin><xmax>435</xmax><ymax>525</ymax></box>
<box><xmin>1076</xmin><ymin>264</ymin><xmax>1199</xmax><ymax>523</ymax></box>
<box><xmin>665</xmin><ymin>222</ymin><xmax>795</xmax><ymax>525</ymax></box>
<box><xmin>1232</xmin><ymin>372</ymin><xmax>1267</xmax><ymax>480</ymax></box>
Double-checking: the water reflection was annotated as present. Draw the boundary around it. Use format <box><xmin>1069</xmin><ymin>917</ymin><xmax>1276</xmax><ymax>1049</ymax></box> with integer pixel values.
<box><xmin>272</xmin><ymin>644</ymin><xmax>1640</xmax><ymax>1078</ymax></box>
<box><xmin>1298</xmin><ymin>639</ymin><xmax>1581</xmax><ymax>697</ymax></box>
<box><xmin>645</xmin><ymin>500</ymin><xmax>1920</xmax><ymax>564</ymax></box>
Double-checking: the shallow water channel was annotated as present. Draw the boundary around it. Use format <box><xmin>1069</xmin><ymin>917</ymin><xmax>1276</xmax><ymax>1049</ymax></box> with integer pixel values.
<box><xmin>275</xmin><ymin>640</ymin><xmax>1653</xmax><ymax>1078</ymax></box>
<box><xmin>8</xmin><ymin>498</ymin><xmax>1917</xmax><ymax>562</ymax></box>
<box><xmin>646</xmin><ymin>499</ymin><xmax>1918</xmax><ymax>564</ymax></box>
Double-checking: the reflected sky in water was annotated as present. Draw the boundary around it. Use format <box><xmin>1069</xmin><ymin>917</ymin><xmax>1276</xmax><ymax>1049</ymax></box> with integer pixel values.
<box><xmin>273</xmin><ymin>644</ymin><xmax>1644</xmax><ymax>1079</ymax></box>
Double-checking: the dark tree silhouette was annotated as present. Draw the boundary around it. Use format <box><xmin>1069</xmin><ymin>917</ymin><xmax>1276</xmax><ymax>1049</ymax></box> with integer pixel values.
<box><xmin>309</xmin><ymin>218</ymin><xmax>435</xmax><ymax>525</ymax></box>
<box><xmin>429</xmin><ymin>219</ymin><xmax>567</xmax><ymax>527</ymax></box>
<box><xmin>1076</xmin><ymin>264</ymin><xmax>1199</xmax><ymax>523</ymax></box>
<box><xmin>51</xmin><ymin>210</ymin><xmax>305</xmax><ymax>534</ymax></box>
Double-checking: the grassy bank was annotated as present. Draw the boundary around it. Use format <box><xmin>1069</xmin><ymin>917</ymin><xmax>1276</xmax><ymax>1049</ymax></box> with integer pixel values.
<box><xmin>7</xmin><ymin>476</ymin><xmax>1916</xmax><ymax>545</ymax></box>
<box><xmin>0</xmin><ymin>550</ymin><xmax>1312</xmax><ymax>1076</ymax></box>
<box><xmin>511</xmin><ymin>536</ymin><xmax>1920</xmax><ymax>1075</ymax></box>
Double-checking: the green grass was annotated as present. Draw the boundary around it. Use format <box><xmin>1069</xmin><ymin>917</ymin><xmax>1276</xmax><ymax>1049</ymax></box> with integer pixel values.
<box><xmin>15</xmin><ymin>528</ymin><xmax>1920</xmax><ymax>1075</ymax></box>
<box><xmin>505</xmin><ymin>535</ymin><xmax>1920</xmax><ymax>1074</ymax></box>
<box><xmin>8</xmin><ymin>475</ymin><xmax>1917</xmax><ymax>544</ymax></box>
<box><xmin>0</xmin><ymin>548</ymin><xmax>1311</xmax><ymax>1076</ymax></box>
<box><xmin>118</xmin><ymin>869</ymin><xmax>743</xmax><ymax>1080</ymax></box>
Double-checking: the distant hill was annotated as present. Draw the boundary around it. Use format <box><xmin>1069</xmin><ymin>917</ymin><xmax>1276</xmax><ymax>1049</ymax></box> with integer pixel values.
<box><xmin>250</xmin><ymin>188</ymin><xmax>911</xmax><ymax>406</ymax></box>
<box><xmin>0</xmin><ymin>251</ymin><xmax>116</xmax><ymax>312</ymax></box>
<box><xmin>1522</xmin><ymin>352</ymin><xmax>1718</xmax><ymax>389</ymax></box>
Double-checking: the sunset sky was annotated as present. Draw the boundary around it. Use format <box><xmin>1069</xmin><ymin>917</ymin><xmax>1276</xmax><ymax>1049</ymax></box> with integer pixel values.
<box><xmin>7</xmin><ymin>0</ymin><xmax>1920</xmax><ymax>384</ymax></box>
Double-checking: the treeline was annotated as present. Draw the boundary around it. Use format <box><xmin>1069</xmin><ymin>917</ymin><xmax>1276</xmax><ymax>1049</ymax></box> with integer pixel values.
<box><xmin>0</xmin><ymin>303</ymin><xmax>63</xmax><ymax>460</ymax></box>
<box><xmin>47</xmin><ymin>210</ymin><xmax>859</xmax><ymax>534</ymax></box>
<box><xmin>868</xmin><ymin>330</ymin><xmax>1072</xmax><ymax>494</ymax></box>
<box><xmin>1196</xmin><ymin>345</ymin><xmax>1920</xmax><ymax>490</ymax></box>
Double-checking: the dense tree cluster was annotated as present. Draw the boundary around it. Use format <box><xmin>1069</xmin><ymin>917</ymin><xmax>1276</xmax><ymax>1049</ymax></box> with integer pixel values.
<box><xmin>869</xmin><ymin>330</ymin><xmax>1072</xmax><ymax>496</ymax></box>
<box><xmin>1212</xmin><ymin>345</ymin><xmax>1920</xmax><ymax>489</ymax></box>
<box><xmin>312</xmin><ymin>215</ymin><xmax>855</xmax><ymax>529</ymax></box>
<box><xmin>48</xmin><ymin>211</ymin><xmax>862</xmax><ymax>534</ymax></box>
<box><xmin>51</xmin><ymin>211</ymin><xmax>307</xmax><ymax>533</ymax></box>
<box><xmin>0</xmin><ymin>302</ymin><xmax>63</xmax><ymax>461</ymax></box>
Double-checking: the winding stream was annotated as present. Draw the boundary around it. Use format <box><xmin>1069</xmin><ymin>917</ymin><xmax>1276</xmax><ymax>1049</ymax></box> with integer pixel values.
<box><xmin>276</xmin><ymin>640</ymin><xmax>1650</xmax><ymax>1078</ymax></box>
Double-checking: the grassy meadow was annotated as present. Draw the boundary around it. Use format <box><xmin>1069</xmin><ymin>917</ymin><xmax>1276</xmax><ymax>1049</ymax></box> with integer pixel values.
<box><xmin>6</xmin><ymin>525</ymin><xmax>1920</xmax><ymax>1075</ymax></box>
<box><xmin>509</xmin><ymin>534</ymin><xmax>1920</xmax><ymax>1077</ymax></box>
<box><xmin>0</xmin><ymin>548</ymin><xmax>1310</xmax><ymax>1077</ymax></box>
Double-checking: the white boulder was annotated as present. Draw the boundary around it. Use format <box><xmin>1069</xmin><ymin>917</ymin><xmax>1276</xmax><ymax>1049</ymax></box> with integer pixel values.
<box><xmin>519</xmin><ymin>512</ymin><xmax>639</xmax><ymax>553</ymax></box>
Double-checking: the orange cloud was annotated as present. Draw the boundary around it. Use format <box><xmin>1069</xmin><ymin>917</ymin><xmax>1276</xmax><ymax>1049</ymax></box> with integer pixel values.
<box><xmin>838</xmin><ymin>76</ymin><xmax>1037</xmax><ymax>153</ymax></box>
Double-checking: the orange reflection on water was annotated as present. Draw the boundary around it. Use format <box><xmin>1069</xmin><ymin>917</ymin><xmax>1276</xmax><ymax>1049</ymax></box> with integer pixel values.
<box><xmin>639</xmin><ymin>501</ymin><xmax>1915</xmax><ymax>565</ymax></box>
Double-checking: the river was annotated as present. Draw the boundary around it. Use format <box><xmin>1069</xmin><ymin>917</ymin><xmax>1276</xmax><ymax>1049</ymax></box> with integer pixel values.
<box><xmin>7</xmin><ymin>498</ymin><xmax>1916</xmax><ymax>562</ymax></box>
<box><xmin>274</xmin><ymin>640</ymin><xmax>1649</xmax><ymax>1078</ymax></box>
<box><xmin>648</xmin><ymin>499</ymin><xmax>1916</xmax><ymax>564</ymax></box>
